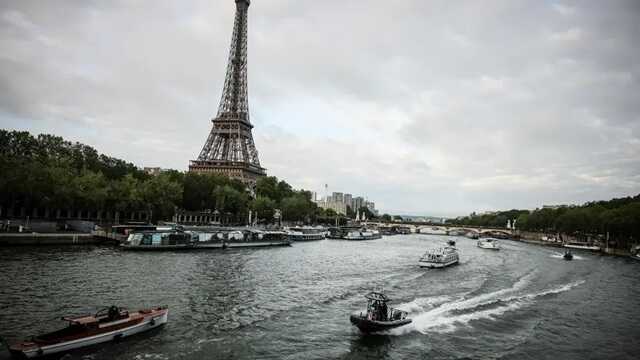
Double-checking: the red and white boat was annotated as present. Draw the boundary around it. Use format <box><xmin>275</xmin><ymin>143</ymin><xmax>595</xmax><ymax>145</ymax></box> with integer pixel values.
<box><xmin>8</xmin><ymin>306</ymin><xmax>168</xmax><ymax>358</ymax></box>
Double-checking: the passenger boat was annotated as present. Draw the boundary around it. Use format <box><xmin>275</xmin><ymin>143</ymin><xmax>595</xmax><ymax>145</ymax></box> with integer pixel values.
<box><xmin>477</xmin><ymin>238</ymin><xmax>500</xmax><ymax>250</ymax></box>
<box><xmin>563</xmin><ymin>242</ymin><xmax>600</xmax><ymax>251</ymax></box>
<box><xmin>286</xmin><ymin>227</ymin><xmax>326</xmax><ymax>241</ymax></box>
<box><xmin>563</xmin><ymin>250</ymin><xmax>573</xmax><ymax>261</ymax></box>
<box><xmin>121</xmin><ymin>228</ymin><xmax>290</xmax><ymax>250</ymax></box>
<box><xmin>418</xmin><ymin>246</ymin><xmax>459</xmax><ymax>268</ymax></box>
<box><xmin>195</xmin><ymin>229</ymin><xmax>291</xmax><ymax>248</ymax></box>
<box><xmin>344</xmin><ymin>229</ymin><xmax>381</xmax><ymax>240</ymax></box>
<box><xmin>8</xmin><ymin>306</ymin><xmax>167</xmax><ymax>358</ymax></box>
<box><xmin>121</xmin><ymin>229</ymin><xmax>196</xmax><ymax>250</ymax></box>
<box><xmin>327</xmin><ymin>227</ymin><xmax>381</xmax><ymax>240</ymax></box>
<box><xmin>350</xmin><ymin>292</ymin><xmax>411</xmax><ymax>333</ymax></box>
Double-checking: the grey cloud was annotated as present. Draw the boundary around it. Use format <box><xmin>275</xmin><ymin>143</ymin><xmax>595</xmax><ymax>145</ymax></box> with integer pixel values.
<box><xmin>0</xmin><ymin>0</ymin><xmax>638</xmax><ymax>215</ymax></box>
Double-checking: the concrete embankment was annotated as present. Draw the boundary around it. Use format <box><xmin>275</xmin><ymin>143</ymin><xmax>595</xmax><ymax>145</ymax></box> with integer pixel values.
<box><xmin>513</xmin><ymin>231</ymin><xmax>632</xmax><ymax>256</ymax></box>
<box><xmin>0</xmin><ymin>233</ymin><xmax>102</xmax><ymax>246</ymax></box>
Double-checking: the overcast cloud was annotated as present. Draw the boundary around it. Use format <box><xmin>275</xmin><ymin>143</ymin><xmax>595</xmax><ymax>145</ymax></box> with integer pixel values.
<box><xmin>1</xmin><ymin>0</ymin><xmax>639</xmax><ymax>216</ymax></box>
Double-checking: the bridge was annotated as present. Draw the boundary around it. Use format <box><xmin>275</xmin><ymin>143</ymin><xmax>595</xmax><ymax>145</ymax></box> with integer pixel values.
<box><xmin>367</xmin><ymin>222</ymin><xmax>513</xmax><ymax>237</ymax></box>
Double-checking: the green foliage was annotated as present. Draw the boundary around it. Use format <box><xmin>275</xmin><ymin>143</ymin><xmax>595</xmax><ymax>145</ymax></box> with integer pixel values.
<box><xmin>251</xmin><ymin>196</ymin><xmax>276</xmax><ymax>223</ymax></box>
<box><xmin>448</xmin><ymin>197</ymin><xmax>640</xmax><ymax>247</ymax></box>
<box><xmin>0</xmin><ymin>130</ymin><xmax>321</xmax><ymax>225</ymax></box>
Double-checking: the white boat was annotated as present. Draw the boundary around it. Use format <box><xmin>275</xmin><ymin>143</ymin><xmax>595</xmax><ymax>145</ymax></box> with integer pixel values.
<box><xmin>9</xmin><ymin>306</ymin><xmax>168</xmax><ymax>358</ymax></box>
<box><xmin>419</xmin><ymin>246</ymin><xmax>459</xmax><ymax>268</ymax></box>
<box><xmin>631</xmin><ymin>245</ymin><xmax>640</xmax><ymax>261</ymax></box>
<box><xmin>344</xmin><ymin>229</ymin><xmax>382</xmax><ymax>240</ymax></box>
<box><xmin>477</xmin><ymin>238</ymin><xmax>500</xmax><ymax>250</ymax></box>
<box><xmin>563</xmin><ymin>243</ymin><xmax>600</xmax><ymax>251</ymax></box>
<box><xmin>287</xmin><ymin>227</ymin><xmax>326</xmax><ymax>241</ymax></box>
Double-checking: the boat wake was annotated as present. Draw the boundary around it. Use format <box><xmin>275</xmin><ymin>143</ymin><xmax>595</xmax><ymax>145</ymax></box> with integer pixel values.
<box><xmin>387</xmin><ymin>274</ymin><xmax>584</xmax><ymax>335</ymax></box>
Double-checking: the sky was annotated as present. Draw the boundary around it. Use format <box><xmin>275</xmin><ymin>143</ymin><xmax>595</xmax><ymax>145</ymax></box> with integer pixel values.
<box><xmin>1</xmin><ymin>0</ymin><xmax>639</xmax><ymax>217</ymax></box>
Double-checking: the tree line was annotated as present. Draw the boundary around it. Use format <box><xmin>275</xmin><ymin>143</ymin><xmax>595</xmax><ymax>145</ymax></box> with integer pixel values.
<box><xmin>0</xmin><ymin>130</ymin><xmax>346</xmax><ymax>225</ymax></box>
<box><xmin>447</xmin><ymin>197</ymin><xmax>640</xmax><ymax>248</ymax></box>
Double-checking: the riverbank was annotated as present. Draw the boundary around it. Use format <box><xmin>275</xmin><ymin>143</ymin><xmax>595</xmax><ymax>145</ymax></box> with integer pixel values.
<box><xmin>0</xmin><ymin>233</ymin><xmax>100</xmax><ymax>246</ymax></box>
<box><xmin>512</xmin><ymin>231</ymin><xmax>632</xmax><ymax>256</ymax></box>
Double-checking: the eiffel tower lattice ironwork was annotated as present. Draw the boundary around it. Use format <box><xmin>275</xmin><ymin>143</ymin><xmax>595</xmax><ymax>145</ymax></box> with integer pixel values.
<box><xmin>189</xmin><ymin>0</ymin><xmax>266</xmax><ymax>184</ymax></box>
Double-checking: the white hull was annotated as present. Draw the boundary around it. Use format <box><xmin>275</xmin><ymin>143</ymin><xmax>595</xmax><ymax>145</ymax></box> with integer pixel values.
<box><xmin>419</xmin><ymin>258</ymin><xmax>458</xmax><ymax>268</ymax></box>
<box><xmin>563</xmin><ymin>244</ymin><xmax>600</xmax><ymax>251</ymax></box>
<box><xmin>21</xmin><ymin>311</ymin><xmax>168</xmax><ymax>358</ymax></box>
<box><xmin>477</xmin><ymin>240</ymin><xmax>500</xmax><ymax>250</ymax></box>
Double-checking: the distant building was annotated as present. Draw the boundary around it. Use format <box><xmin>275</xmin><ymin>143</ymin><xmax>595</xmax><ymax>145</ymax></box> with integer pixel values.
<box><xmin>365</xmin><ymin>201</ymin><xmax>378</xmax><ymax>216</ymax></box>
<box><xmin>542</xmin><ymin>205</ymin><xmax>567</xmax><ymax>210</ymax></box>
<box><xmin>344</xmin><ymin>194</ymin><xmax>353</xmax><ymax>209</ymax></box>
<box><xmin>143</xmin><ymin>167</ymin><xmax>167</xmax><ymax>176</ymax></box>
<box><xmin>352</xmin><ymin>197</ymin><xmax>365</xmax><ymax>211</ymax></box>
<box><xmin>317</xmin><ymin>198</ymin><xmax>347</xmax><ymax>215</ymax></box>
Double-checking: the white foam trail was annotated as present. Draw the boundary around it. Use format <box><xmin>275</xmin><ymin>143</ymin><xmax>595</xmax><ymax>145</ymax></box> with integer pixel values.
<box><xmin>388</xmin><ymin>276</ymin><xmax>584</xmax><ymax>335</ymax></box>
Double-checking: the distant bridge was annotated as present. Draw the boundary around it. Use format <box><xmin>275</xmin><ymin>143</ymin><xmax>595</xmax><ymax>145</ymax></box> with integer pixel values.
<box><xmin>368</xmin><ymin>222</ymin><xmax>513</xmax><ymax>236</ymax></box>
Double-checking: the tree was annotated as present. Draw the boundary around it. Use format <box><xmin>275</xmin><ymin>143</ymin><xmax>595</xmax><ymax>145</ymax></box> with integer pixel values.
<box><xmin>251</xmin><ymin>196</ymin><xmax>276</xmax><ymax>223</ymax></box>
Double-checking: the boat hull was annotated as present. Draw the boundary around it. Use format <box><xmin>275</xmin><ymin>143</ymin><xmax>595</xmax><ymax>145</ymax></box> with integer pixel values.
<box><xmin>418</xmin><ymin>258</ymin><xmax>459</xmax><ymax>268</ymax></box>
<box><xmin>288</xmin><ymin>234</ymin><xmax>325</xmax><ymax>242</ymax></box>
<box><xmin>121</xmin><ymin>240</ymin><xmax>291</xmax><ymax>251</ymax></box>
<box><xmin>10</xmin><ymin>310</ymin><xmax>168</xmax><ymax>358</ymax></box>
<box><xmin>563</xmin><ymin>244</ymin><xmax>600</xmax><ymax>251</ymax></box>
<box><xmin>349</xmin><ymin>315</ymin><xmax>411</xmax><ymax>333</ymax></box>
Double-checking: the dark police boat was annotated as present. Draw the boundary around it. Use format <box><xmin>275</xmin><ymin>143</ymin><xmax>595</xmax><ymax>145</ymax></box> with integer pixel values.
<box><xmin>350</xmin><ymin>291</ymin><xmax>411</xmax><ymax>333</ymax></box>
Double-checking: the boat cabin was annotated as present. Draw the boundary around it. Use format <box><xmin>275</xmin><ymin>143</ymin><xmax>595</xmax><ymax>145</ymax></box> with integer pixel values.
<box><xmin>363</xmin><ymin>292</ymin><xmax>406</xmax><ymax>322</ymax></box>
<box><xmin>125</xmin><ymin>230</ymin><xmax>194</xmax><ymax>246</ymax></box>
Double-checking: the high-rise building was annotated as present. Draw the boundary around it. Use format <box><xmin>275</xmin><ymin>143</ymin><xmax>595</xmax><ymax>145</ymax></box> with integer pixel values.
<box><xmin>332</xmin><ymin>192</ymin><xmax>344</xmax><ymax>203</ymax></box>
<box><xmin>343</xmin><ymin>194</ymin><xmax>353</xmax><ymax>209</ymax></box>
<box><xmin>352</xmin><ymin>197</ymin><xmax>365</xmax><ymax>211</ymax></box>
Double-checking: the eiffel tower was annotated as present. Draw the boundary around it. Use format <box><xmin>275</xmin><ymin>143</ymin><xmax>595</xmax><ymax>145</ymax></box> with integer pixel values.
<box><xmin>189</xmin><ymin>0</ymin><xmax>266</xmax><ymax>185</ymax></box>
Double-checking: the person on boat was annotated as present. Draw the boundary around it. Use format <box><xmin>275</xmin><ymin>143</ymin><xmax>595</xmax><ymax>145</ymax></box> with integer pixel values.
<box><xmin>381</xmin><ymin>302</ymin><xmax>388</xmax><ymax>321</ymax></box>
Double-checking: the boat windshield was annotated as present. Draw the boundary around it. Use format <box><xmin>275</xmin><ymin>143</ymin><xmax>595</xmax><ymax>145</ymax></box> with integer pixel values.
<box><xmin>127</xmin><ymin>233</ymin><xmax>144</xmax><ymax>245</ymax></box>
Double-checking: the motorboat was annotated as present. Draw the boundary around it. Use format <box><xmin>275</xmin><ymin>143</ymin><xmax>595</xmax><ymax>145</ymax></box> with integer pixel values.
<box><xmin>563</xmin><ymin>250</ymin><xmax>573</xmax><ymax>261</ymax></box>
<box><xmin>349</xmin><ymin>291</ymin><xmax>411</xmax><ymax>333</ymax></box>
<box><xmin>287</xmin><ymin>227</ymin><xmax>326</xmax><ymax>241</ymax></box>
<box><xmin>418</xmin><ymin>246</ymin><xmax>459</xmax><ymax>268</ymax></box>
<box><xmin>8</xmin><ymin>306</ymin><xmax>167</xmax><ymax>358</ymax></box>
<box><xmin>477</xmin><ymin>238</ymin><xmax>500</xmax><ymax>250</ymax></box>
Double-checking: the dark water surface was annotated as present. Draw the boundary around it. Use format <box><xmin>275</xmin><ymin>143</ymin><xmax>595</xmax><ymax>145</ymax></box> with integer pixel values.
<box><xmin>1</xmin><ymin>235</ymin><xmax>639</xmax><ymax>359</ymax></box>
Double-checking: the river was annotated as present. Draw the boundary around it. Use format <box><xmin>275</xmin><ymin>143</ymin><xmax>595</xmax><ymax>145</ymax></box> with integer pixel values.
<box><xmin>1</xmin><ymin>235</ymin><xmax>639</xmax><ymax>359</ymax></box>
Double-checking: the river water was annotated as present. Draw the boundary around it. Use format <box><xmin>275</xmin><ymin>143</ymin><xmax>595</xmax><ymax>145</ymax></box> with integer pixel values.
<box><xmin>1</xmin><ymin>235</ymin><xmax>639</xmax><ymax>359</ymax></box>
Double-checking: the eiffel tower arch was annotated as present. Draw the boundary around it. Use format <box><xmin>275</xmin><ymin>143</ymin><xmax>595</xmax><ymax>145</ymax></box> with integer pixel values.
<box><xmin>189</xmin><ymin>0</ymin><xmax>266</xmax><ymax>186</ymax></box>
